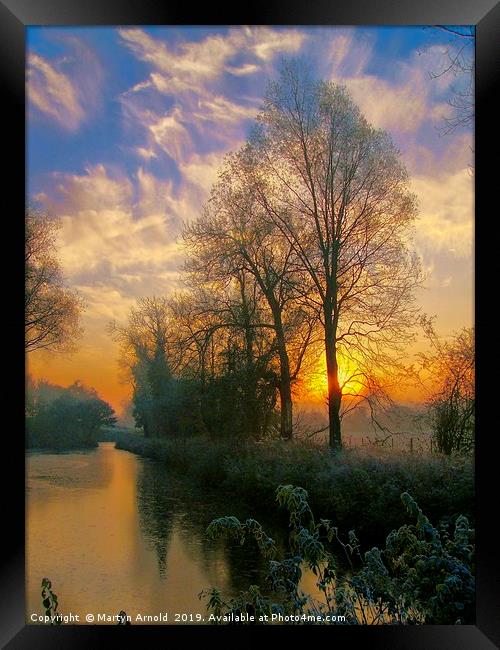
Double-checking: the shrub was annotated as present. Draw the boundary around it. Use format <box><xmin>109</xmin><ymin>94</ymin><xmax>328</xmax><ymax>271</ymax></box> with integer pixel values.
<box><xmin>201</xmin><ymin>485</ymin><xmax>474</xmax><ymax>624</ymax></box>
<box><xmin>26</xmin><ymin>380</ymin><xmax>116</xmax><ymax>450</ymax></box>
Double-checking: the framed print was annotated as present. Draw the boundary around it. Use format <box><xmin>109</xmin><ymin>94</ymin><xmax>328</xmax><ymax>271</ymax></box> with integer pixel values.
<box><xmin>2</xmin><ymin>0</ymin><xmax>499</xmax><ymax>647</ymax></box>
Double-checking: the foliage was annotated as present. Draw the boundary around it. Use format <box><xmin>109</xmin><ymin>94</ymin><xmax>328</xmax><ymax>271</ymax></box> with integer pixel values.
<box><xmin>26</xmin><ymin>378</ymin><xmax>117</xmax><ymax>450</ymax></box>
<box><xmin>201</xmin><ymin>485</ymin><xmax>474</xmax><ymax>624</ymax></box>
<box><xmin>109</xmin><ymin>297</ymin><xmax>175</xmax><ymax>439</ymax></box>
<box><xmin>41</xmin><ymin>578</ymin><xmax>62</xmax><ymax>625</ymax></box>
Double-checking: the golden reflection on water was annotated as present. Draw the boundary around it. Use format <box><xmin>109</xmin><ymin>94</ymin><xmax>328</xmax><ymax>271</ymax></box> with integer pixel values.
<box><xmin>26</xmin><ymin>443</ymin><xmax>232</xmax><ymax>624</ymax></box>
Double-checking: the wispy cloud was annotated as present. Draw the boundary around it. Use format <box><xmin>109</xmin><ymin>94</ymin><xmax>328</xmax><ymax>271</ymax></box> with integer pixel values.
<box><xmin>318</xmin><ymin>30</ymin><xmax>452</xmax><ymax>136</ymax></box>
<box><xmin>28</xmin><ymin>53</ymin><xmax>85</xmax><ymax>131</ymax></box>
<box><xmin>27</xmin><ymin>38</ymin><xmax>104</xmax><ymax>131</ymax></box>
<box><xmin>147</xmin><ymin>107</ymin><xmax>193</xmax><ymax>161</ymax></box>
<box><xmin>118</xmin><ymin>27</ymin><xmax>307</xmax><ymax>163</ymax></box>
<box><xmin>118</xmin><ymin>26</ymin><xmax>306</xmax><ymax>93</ymax></box>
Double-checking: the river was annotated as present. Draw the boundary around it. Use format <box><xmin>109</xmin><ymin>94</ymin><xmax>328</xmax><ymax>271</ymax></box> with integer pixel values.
<box><xmin>26</xmin><ymin>442</ymin><xmax>319</xmax><ymax>625</ymax></box>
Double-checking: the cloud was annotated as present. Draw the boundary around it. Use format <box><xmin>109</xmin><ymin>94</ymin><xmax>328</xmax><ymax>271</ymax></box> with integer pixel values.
<box><xmin>119</xmin><ymin>27</ymin><xmax>307</xmax><ymax>162</ymax></box>
<box><xmin>193</xmin><ymin>95</ymin><xmax>258</xmax><ymax>125</ymax></box>
<box><xmin>28</xmin><ymin>54</ymin><xmax>85</xmax><ymax>131</ymax></box>
<box><xmin>136</xmin><ymin>146</ymin><xmax>157</xmax><ymax>160</ymax></box>
<box><xmin>118</xmin><ymin>28</ymin><xmax>236</xmax><ymax>86</ymax></box>
<box><xmin>120</xmin><ymin>87</ymin><xmax>249</xmax><ymax>164</ymax></box>
<box><xmin>346</xmin><ymin>75</ymin><xmax>447</xmax><ymax>134</ymax></box>
<box><xmin>37</xmin><ymin>163</ymin><xmax>194</xmax><ymax>300</ymax></box>
<box><xmin>179</xmin><ymin>151</ymin><xmax>228</xmax><ymax>195</ymax></box>
<box><xmin>226</xmin><ymin>63</ymin><xmax>260</xmax><ymax>76</ymax></box>
<box><xmin>50</xmin><ymin>164</ymin><xmax>133</xmax><ymax>212</ymax></box>
<box><xmin>328</xmin><ymin>30</ymin><xmax>374</xmax><ymax>78</ymax></box>
<box><xmin>119</xmin><ymin>26</ymin><xmax>306</xmax><ymax>92</ymax></box>
<box><xmin>316</xmin><ymin>30</ymin><xmax>455</xmax><ymax>137</ymax></box>
<box><xmin>403</xmin><ymin>131</ymin><xmax>474</xmax><ymax>177</ymax></box>
<box><xmin>249</xmin><ymin>27</ymin><xmax>307</xmax><ymax>61</ymax></box>
<box><xmin>27</xmin><ymin>38</ymin><xmax>104</xmax><ymax>131</ymax></box>
<box><xmin>148</xmin><ymin>107</ymin><xmax>193</xmax><ymax>160</ymax></box>
<box><xmin>412</xmin><ymin>167</ymin><xmax>473</xmax><ymax>258</ymax></box>
<box><xmin>135</xmin><ymin>166</ymin><xmax>186</xmax><ymax>220</ymax></box>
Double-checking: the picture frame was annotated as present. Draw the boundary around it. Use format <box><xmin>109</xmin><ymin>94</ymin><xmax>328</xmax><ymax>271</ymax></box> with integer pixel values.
<box><xmin>3</xmin><ymin>0</ymin><xmax>498</xmax><ymax>646</ymax></box>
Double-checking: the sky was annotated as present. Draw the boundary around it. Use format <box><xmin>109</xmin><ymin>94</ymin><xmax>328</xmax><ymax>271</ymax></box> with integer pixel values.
<box><xmin>26</xmin><ymin>26</ymin><xmax>474</xmax><ymax>416</ymax></box>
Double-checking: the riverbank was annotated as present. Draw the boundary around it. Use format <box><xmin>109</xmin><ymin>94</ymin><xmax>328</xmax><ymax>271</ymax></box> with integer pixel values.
<box><xmin>25</xmin><ymin>426</ymin><xmax>140</xmax><ymax>452</ymax></box>
<box><xmin>113</xmin><ymin>431</ymin><xmax>474</xmax><ymax>544</ymax></box>
<box><xmin>26</xmin><ymin>439</ymin><xmax>99</xmax><ymax>452</ymax></box>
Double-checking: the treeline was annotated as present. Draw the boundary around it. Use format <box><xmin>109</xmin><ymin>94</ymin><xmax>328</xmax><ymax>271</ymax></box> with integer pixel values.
<box><xmin>110</xmin><ymin>61</ymin><xmax>474</xmax><ymax>454</ymax></box>
<box><xmin>26</xmin><ymin>378</ymin><xmax>116</xmax><ymax>450</ymax></box>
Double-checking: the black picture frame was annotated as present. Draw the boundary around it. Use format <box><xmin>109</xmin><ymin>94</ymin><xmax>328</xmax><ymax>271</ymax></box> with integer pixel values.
<box><xmin>2</xmin><ymin>1</ymin><xmax>498</xmax><ymax>647</ymax></box>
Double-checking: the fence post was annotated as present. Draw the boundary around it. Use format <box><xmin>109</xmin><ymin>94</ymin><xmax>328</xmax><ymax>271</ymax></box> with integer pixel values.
<box><xmin>410</xmin><ymin>437</ymin><xmax>413</xmax><ymax>453</ymax></box>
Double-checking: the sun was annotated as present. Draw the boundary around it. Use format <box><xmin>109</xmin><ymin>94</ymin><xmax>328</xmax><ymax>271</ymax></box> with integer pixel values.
<box><xmin>301</xmin><ymin>353</ymin><xmax>364</xmax><ymax>402</ymax></box>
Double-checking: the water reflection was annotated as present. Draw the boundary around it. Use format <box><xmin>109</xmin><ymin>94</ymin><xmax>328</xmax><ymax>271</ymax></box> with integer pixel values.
<box><xmin>27</xmin><ymin>443</ymin><xmax>291</xmax><ymax>624</ymax></box>
<box><xmin>135</xmin><ymin>456</ymin><xmax>283</xmax><ymax>597</ymax></box>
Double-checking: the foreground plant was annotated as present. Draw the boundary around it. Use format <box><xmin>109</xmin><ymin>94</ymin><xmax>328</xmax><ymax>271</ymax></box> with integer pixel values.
<box><xmin>200</xmin><ymin>485</ymin><xmax>474</xmax><ymax>624</ymax></box>
<box><xmin>39</xmin><ymin>579</ymin><xmax>131</xmax><ymax>625</ymax></box>
<box><xmin>41</xmin><ymin>578</ymin><xmax>62</xmax><ymax>625</ymax></box>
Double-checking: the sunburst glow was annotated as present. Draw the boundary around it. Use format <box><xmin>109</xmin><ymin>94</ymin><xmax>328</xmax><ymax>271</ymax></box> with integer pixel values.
<box><xmin>302</xmin><ymin>354</ymin><xmax>365</xmax><ymax>402</ymax></box>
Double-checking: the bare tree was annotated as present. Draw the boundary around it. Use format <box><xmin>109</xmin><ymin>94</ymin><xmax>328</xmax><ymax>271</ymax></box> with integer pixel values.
<box><xmin>425</xmin><ymin>26</ymin><xmax>474</xmax><ymax>135</ymax></box>
<box><xmin>172</xmin><ymin>272</ymin><xmax>282</xmax><ymax>439</ymax></box>
<box><xmin>109</xmin><ymin>297</ymin><xmax>176</xmax><ymax>438</ymax></box>
<box><xmin>25</xmin><ymin>206</ymin><xmax>83</xmax><ymax>353</ymax></box>
<box><xmin>182</xmin><ymin>153</ymin><xmax>318</xmax><ymax>439</ymax></box>
<box><xmin>418</xmin><ymin>318</ymin><xmax>474</xmax><ymax>455</ymax></box>
<box><xmin>244</xmin><ymin>61</ymin><xmax>422</xmax><ymax>449</ymax></box>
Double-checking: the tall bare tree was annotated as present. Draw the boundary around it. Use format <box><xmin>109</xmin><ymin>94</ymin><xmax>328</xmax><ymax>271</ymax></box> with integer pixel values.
<box><xmin>244</xmin><ymin>61</ymin><xmax>422</xmax><ymax>448</ymax></box>
<box><xmin>183</xmin><ymin>153</ymin><xmax>317</xmax><ymax>439</ymax></box>
<box><xmin>25</xmin><ymin>206</ymin><xmax>83</xmax><ymax>353</ymax></box>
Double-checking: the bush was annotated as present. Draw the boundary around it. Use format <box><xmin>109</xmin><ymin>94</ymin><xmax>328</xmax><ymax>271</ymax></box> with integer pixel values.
<box><xmin>201</xmin><ymin>485</ymin><xmax>474</xmax><ymax>624</ymax></box>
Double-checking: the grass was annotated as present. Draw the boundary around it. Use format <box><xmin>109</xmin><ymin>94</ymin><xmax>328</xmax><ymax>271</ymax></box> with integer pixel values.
<box><xmin>113</xmin><ymin>431</ymin><xmax>474</xmax><ymax>545</ymax></box>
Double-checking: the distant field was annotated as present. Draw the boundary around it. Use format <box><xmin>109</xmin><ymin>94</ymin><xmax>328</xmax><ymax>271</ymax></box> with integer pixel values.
<box><xmin>294</xmin><ymin>429</ymin><xmax>434</xmax><ymax>453</ymax></box>
<box><xmin>339</xmin><ymin>432</ymin><xmax>433</xmax><ymax>453</ymax></box>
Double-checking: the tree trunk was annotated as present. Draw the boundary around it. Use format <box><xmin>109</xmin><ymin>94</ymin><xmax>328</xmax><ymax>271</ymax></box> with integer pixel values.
<box><xmin>243</xmin><ymin>320</ymin><xmax>260</xmax><ymax>438</ymax></box>
<box><xmin>325</xmin><ymin>320</ymin><xmax>342</xmax><ymax>450</ymax></box>
<box><xmin>272</xmin><ymin>305</ymin><xmax>293</xmax><ymax>440</ymax></box>
<box><xmin>279</xmin><ymin>380</ymin><xmax>293</xmax><ymax>439</ymax></box>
